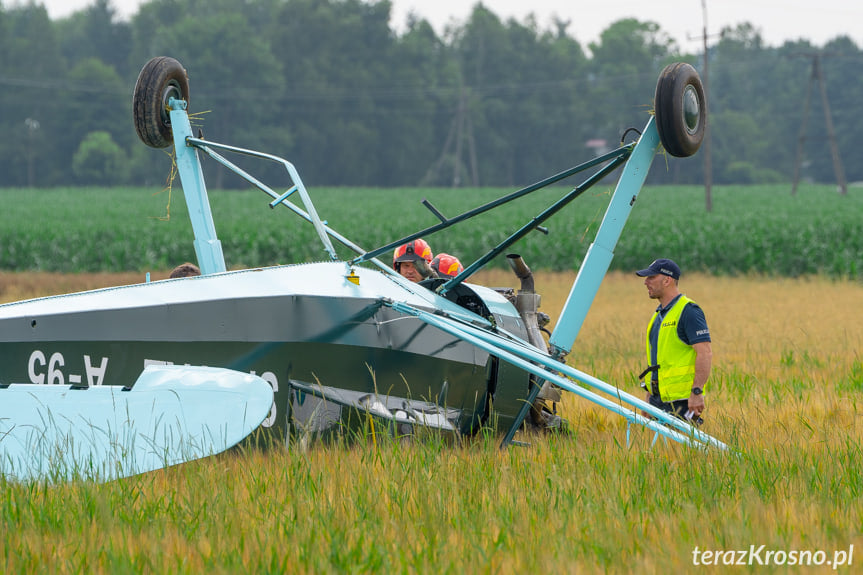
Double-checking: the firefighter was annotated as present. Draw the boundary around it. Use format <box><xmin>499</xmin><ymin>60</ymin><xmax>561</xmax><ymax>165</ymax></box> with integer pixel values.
<box><xmin>393</xmin><ymin>239</ymin><xmax>436</xmax><ymax>283</ymax></box>
<box><xmin>430</xmin><ymin>253</ymin><xmax>464</xmax><ymax>279</ymax></box>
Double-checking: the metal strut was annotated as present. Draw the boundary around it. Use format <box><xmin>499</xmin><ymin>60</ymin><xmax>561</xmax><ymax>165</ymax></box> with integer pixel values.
<box><xmin>502</xmin><ymin>117</ymin><xmax>661</xmax><ymax>447</ymax></box>
<box><xmin>384</xmin><ymin>299</ymin><xmax>727</xmax><ymax>451</ymax></box>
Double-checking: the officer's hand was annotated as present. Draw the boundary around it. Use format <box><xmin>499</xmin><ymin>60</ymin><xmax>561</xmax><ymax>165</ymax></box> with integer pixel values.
<box><xmin>689</xmin><ymin>392</ymin><xmax>705</xmax><ymax>415</ymax></box>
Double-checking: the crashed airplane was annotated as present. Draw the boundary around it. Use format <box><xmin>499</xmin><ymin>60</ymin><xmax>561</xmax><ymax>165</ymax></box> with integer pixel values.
<box><xmin>0</xmin><ymin>57</ymin><xmax>725</xmax><ymax>481</ymax></box>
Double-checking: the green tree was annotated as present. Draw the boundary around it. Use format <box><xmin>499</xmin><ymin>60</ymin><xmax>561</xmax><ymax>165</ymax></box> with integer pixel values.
<box><xmin>808</xmin><ymin>37</ymin><xmax>862</xmax><ymax>185</ymax></box>
<box><xmin>451</xmin><ymin>6</ymin><xmax>591</xmax><ymax>187</ymax></box>
<box><xmin>588</xmin><ymin>19</ymin><xmax>679</xmax><ymax>140</ymax></box>
<box><xmin>0</xmin><ymin>4</ymin><xmax>67</xmax><ymax>186</ymax></box>
<box><xmin>503</xmin><ymin>20</ymin><xmax>590</xmax><ymax>185</ymax></box>
<box><xmin>55</xmin><ymin>0</ymin><xmax>133</xmax><ymax>79</ymax></box>
<box><xmin>1</xmin><ymin>0</ymin><xmax>858</xmax><ymax>190</ymax></box>
<box><xmin>452</xmin><ymin>6</ymin><xmax>516</xmax><ymax>186</ymax></box>
<box><xmin>711</xmin><ymin>110</ymin><xmax>785</xmax><ymax>183</ymax></box>
<box><xmin>377</xmin><ymin>17</ymin><xmax>454</xmax><ymax>186</ymax></box>
<box><xmin>72</xmin><ymin>130</ymin><xmax>127</xmax><ymax>184</ymax></box>
<box><xmin>129</xmin><ymin>1</ymin><xmax>285</xmax><ymax>188</ymax></box>
<box><xmin>711</xmin><ymin>25</ymin><xmax>794</xmax><ymax>184</ymax></box>
<box><xmin>53</xmin><ymin>58</ymin><xmax>129</xmax><ymax>185</ymax></box>
<box><xmin>265</xmin><ymin>0</ymin><xmax>398</xmax><ymax>185</ymax></box>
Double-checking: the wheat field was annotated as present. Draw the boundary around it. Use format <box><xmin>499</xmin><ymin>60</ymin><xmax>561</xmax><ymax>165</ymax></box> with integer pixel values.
<box><xmin>1</xmin><ymin>270</ymin><xmax>861</xmax><ymax>573</ymax></box>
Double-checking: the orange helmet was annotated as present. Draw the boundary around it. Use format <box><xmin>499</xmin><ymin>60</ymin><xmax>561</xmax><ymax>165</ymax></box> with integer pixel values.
<box><xmin>431</xmin><ymin>253</ymin><xmax>464</xmax><ymax>278</ymax></box>
<box><xmin>393</xmin><ymin>239</ymin><xmax>433</xmax><ymax>268</ymax></box>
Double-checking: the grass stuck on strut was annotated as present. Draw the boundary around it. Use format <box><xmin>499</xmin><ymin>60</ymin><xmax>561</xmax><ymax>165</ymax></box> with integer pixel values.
<box><xmin>1</xmin><ymin>271</ymin><xmax>861</xmax><ymax>572</ymax></box>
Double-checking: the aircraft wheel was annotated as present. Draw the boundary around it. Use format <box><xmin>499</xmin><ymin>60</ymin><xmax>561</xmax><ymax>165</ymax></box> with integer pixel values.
<box><xmin>654</xmin><ymin>62</ymin><xmax>706</xmax><ymax>157</ymax></box>
<box><xmin>132</xmin><ymin>57</ymin><xmax>190</xmax><ymax>149</ymax></box>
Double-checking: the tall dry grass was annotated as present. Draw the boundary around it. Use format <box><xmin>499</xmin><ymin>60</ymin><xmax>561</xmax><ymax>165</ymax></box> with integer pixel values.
<box><xmin>1</xmin><ymin>270</ymin><xmax>861</xmax><ymax>573</ymax></box>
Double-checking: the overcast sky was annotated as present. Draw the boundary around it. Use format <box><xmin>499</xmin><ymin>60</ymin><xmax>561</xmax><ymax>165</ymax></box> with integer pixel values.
<box><xmin>21</xmin><ymin>0</ymin><xmax>863</xmax><ymax>49</ymax></box>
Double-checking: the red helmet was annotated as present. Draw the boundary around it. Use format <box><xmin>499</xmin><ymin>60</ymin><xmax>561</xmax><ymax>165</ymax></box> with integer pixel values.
<box><xmin>393</xmin><ymin>239</ymin><xmax>433</xmax><ymax>267</ymax></box>
<box><xmin>431</xmin><ymin>253</ymin><xmax>464</xmax><ymax>278</ymax></box>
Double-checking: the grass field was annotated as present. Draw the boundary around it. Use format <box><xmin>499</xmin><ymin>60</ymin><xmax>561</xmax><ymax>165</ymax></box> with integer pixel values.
<box><xmin>1</xmin><ymin>183</ymin><xmax>862</xmax><ymax>277</ymax></box>
<box><xmin>1</xmin><ymin>270</ymin><xmax>861</xmax><ymax>573</ymax></box>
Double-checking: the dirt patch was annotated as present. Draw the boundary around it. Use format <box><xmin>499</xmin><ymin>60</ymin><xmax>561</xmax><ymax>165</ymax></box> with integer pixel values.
<box><xmin>0</xmin><ymin>271</ymin><xmax>173</xmax><ymax>304</ymax></box>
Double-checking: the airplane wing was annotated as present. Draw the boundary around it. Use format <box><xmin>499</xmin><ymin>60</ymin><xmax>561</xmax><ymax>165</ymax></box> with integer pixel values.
<box><xmin>0</xmin><ymin>365</ymin><xmax>274</xmax><ymax>482</ymax></box>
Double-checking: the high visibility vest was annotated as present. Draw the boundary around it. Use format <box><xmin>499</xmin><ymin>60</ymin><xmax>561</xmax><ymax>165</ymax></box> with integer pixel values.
<box><xmin>646</xmin><ymin>295</ymin><xmax>697</xmax><ymax>402</ymax></box>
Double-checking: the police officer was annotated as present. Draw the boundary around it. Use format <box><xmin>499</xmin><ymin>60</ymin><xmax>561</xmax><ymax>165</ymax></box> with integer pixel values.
<box><xmin>636</xmin><ymin>258</ymin><xmax>712</xmax><ymax>423</ymax></box>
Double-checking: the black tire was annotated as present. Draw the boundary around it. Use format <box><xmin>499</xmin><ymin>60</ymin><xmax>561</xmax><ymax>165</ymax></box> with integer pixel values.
<box><xmin>654</xmin><ymin>62</ymin><xmax>706</xmax><ymax>158</ymax></box>
<box><xmin>132</xmin><ymin>57</ymin><xmax>190</xmax><ymax>149</ymax></box>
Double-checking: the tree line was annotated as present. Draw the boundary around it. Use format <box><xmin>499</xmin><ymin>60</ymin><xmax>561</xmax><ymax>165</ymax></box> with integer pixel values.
<box><xmin>1</xmin><ymin>0</ymin><xmax>860</xmax><ymax>189</ymax></box>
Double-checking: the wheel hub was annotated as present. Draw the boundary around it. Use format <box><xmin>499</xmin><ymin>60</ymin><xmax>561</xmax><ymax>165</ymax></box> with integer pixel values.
<box><xmin>683</xmin><ymin>85</ymin><xmax>700</xmax><ymax>135</ymax></box>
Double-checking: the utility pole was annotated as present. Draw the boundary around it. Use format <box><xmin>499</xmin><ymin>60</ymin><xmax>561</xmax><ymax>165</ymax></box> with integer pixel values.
<box><xmin>465</xmin><ymin>92</ymin><xmax>479</xmax><ymax>187</ymax></box>
<box><xmin>791</xmin><ymin>53</ymin><xmax>847</xmax><ymax>195</ymax></box>
<box><xmin>791</xmin><ymin>63</ymin><xmax>814</xmax><ymax>196</ymax></box>
<box><xmin>24</xmin><ymin>118</ymin><xmax>40</xmax><ymax>188</ymax></box>
<box><xmin>452</xmin><ymin>87</ymin><xmax>465</xmax><ymax>187</ymax></box>
<box><xmin>814</xmin><ymin>55</ymin><xmax>847</xmax><ymax>195</ymax></box>
<box><xmin>700</xmin><ymin>0</ymin><xmax>713</xmax><ymax>212</ymax></box>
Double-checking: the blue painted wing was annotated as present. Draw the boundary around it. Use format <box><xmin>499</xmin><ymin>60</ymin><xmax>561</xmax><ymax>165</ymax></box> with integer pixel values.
<box><xmin>0</xmin><ymin>365</ymin><xmax>273</xmax><ymax>482</ymax></box>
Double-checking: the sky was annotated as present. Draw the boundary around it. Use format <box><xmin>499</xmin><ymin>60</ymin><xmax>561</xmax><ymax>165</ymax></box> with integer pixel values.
<box><xmin>23</xmin><ymin>0</ymin><xmax>863</xmax><ymax>49</ymax></box>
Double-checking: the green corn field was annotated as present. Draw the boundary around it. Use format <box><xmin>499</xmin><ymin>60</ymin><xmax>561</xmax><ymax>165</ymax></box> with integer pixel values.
<box><xmin>1</xmin><ymin>183</ymin><xmax>861</xmax><ymax>276</ymax></box>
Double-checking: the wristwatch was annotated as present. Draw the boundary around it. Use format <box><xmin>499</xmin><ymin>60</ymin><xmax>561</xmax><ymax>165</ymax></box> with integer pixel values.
<box><xmin>691</xmin><ymin>387</ymin><xmax>703</xmax><ymax>396</ymax></box>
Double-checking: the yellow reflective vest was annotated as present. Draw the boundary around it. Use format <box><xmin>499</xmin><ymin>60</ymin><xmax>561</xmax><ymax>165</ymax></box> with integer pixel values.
<box><xmin>646</xmin><ymin>295</ymin><xmax>697</xmax><ymax>402</ymax></box>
